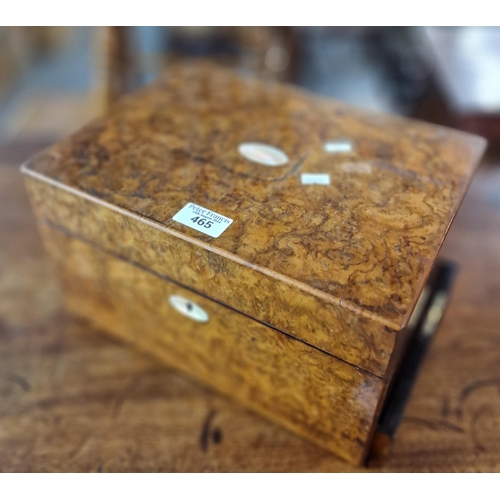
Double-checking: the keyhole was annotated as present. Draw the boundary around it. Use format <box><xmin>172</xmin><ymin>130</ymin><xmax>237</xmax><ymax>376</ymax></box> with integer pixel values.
<box><xmin>168</xmin><ymin>295</ymin><xmax>209</xmax><ymax>323</ymax></box>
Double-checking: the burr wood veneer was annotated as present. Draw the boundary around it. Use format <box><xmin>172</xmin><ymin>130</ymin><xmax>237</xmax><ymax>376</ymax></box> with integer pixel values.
<box><xmin>21</xmin><ymin>61</ymin><xmax>486</xmax><ymax>464</ymax></box>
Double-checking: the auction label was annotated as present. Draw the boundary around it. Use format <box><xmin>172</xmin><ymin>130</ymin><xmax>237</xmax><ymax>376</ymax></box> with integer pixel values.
<box><xmin>172</xmin><ymin>202</ymin><xmax>233</xmax><ymax>238</ymax></box>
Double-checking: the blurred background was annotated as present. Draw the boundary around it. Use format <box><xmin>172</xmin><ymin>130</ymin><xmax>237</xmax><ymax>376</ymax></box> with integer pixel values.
<box><xmin>1</xmin><ymin>27</ymin><xmax>500</xmax><ymax>472</ymax></box>
<box><xmin>1</xmin><ymin>26</ymin><xmax>499</xmax><ymax>150</ymax></box>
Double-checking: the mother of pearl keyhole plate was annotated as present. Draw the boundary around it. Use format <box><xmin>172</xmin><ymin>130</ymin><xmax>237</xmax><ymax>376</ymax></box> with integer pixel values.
<box><xmin>238</xmin><ymin>142</ymin><xmax>289</xmax><ymax>167</ymax></box>
<box><xmin>168</xmin><ymin>295</ymin><xmax>209</xmax><ymax>323</ymax></box>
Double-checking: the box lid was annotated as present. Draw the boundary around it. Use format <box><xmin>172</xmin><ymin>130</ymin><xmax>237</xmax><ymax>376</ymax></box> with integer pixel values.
<box><xmin>22</xmin><ymin>61</ymin><xmax>486</xmax><ymax>378</ymax></box>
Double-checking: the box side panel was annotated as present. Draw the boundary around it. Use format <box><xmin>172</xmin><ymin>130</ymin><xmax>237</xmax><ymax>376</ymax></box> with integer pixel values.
<box><xmin>38</xmin><ymin>222</ymin><xmax>386</xmax><ymax>465</ymax></box>
<box><xmin>23</xmin><ymin>174</ymin><xmax>396</xmax><ymax>377</ymax></box>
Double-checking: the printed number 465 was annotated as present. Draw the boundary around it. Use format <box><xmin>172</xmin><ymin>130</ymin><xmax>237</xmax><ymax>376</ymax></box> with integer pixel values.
<box><xmin>191</xmin><ymin>216</ymin><xmax>213</xmax><ymax>229</ymax></box>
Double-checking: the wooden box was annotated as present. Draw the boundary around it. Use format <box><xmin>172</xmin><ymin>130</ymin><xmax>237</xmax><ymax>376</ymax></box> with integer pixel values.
<box><xmin>21</xmin><ymin>61</ymin><xmax>486</xmax><ymax>465</ymax></box>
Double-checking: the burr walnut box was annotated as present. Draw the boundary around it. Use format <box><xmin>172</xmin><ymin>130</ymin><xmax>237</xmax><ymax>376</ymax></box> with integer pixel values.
<box><xmin>22</xmin><ymin>61</ymin><xmax>486</xmax><ymax>465</ymax></box>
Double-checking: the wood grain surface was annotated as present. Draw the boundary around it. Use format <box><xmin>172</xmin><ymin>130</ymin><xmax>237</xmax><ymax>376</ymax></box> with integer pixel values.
<box><xmin>20</xmin><ymin>64</ymin><xmax>487</xmax><ymax>463</ymax></box>
<box><xmin>23</xmin><ymin>175</ymin><xmax>395</xmax><ymax>377</ymax></box>
<box><xmin>37</xmin><ymin>223</ymin><xmax>384</xmax><ymax>465</ymax></box>
<box><xmin>22</xmin><ymin>61</ymin><xmax>486</xmax><ymax>378</ymax></box>
<box><xmin>2</xmin><ymin>142</ymin><xmax>500</xmax><ymax>471</ymax></box>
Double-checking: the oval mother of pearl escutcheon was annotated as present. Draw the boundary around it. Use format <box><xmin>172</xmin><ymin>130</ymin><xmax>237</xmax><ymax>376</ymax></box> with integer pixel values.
<box><xmin>238</xmin><ymin>142</ymin><xmax>289</xmax><ymax>166</ymax></box>
<box><xmin>168</xmin><ymin>295</ymin><xmax>209</xmax><ymax>323</ymax></box>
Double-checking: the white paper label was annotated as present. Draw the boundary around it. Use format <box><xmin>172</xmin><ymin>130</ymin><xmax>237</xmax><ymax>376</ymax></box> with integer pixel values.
<box><xmin>172</xmin><ymin>202</ymin><xmax>233</xmax><ymax>238</ymax></box>
<box><xmin>301</xmin><ymin>173</ymin><xmax>331</xmax><ymax>185</ymax></box>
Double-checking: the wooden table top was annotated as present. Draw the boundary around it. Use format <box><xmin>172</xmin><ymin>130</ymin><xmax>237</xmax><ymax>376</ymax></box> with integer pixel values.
<box><xmin>1</xmin><ymin>141</ymin><xmax>500</xmax><ymax>472</ymax></box>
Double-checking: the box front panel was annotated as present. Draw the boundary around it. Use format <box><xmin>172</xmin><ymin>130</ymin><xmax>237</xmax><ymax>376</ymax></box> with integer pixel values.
<box><xmin>38</xmin><ymin>223</ymin><xmax>386</xmax><ymax>465</ymax></box>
